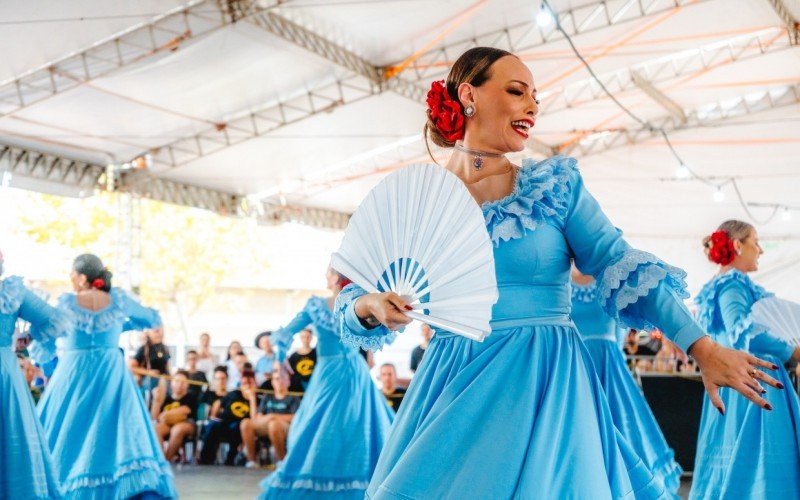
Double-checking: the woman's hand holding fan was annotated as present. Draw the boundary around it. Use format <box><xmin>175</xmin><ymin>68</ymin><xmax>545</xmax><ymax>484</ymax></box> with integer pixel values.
<box><xmin>332</xmin><ymin>163</ymin><xmax>499</xmax><ymax>341</ymax></box>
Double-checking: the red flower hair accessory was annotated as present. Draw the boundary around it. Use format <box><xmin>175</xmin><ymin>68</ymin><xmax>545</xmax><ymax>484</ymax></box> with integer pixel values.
<box><xmin>91</xmin><ymin>278</ymin><xmax>106</xmax><ymax>289</ymax></box>
<box><xmin>707</xmin><ymin>230</ymin><xmax>736</xmax><ymax>265</ymax></box>
<box><xmin>426</xmin><ymin>80</ymin><xmax>465</xmax><ymax>142</ymax></box>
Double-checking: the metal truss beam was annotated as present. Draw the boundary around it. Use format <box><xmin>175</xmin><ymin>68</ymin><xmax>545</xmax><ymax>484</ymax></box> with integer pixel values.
<box><xmin>246</xmin><ymin>9</ymin><xmax>430</xmax><ymax>100</ymax></box>
<box><xmin>150</xmin><ymin>74</ymin><xmax>380</xmax><ymax>167</ymax></box>
<box><xmin>0</xmin><ymin>144</ymin><xmax>105</xmax><ymax>191</ymax></box>
<box><xmin>0</xmin><ymin>0</ymin><xmax>285</xmax><ymax>116</ymax></box>
<box><xmin>115</xmin><ymin>166</ymin><xmax>350</xmax><ymax>229</ymax></box>
<box><xmin>393</xmin><ymin>0</ymin><xmax>709</xmax><ymax>84</ymax></box>
<box><xmin>537</xmin><ymin>27</ymin><xmax>793</xmax><ymax>115</ymax></box>
<box><xmin>631</xmin><ymin>71</ymin><xmax>686</xmax><ymax>123</ymax></box>
<box><xmin>558</xmin><ymin>83</ymin><xmax>800</xmax><ymax>157</ymax></box>
<box><xmin>0</xmin><ymin>141</ymin><xmax>348</xmax><ymax>229</ymax></box>
<box><xmin>248</xmin><ymin>11</ymin><xmax>384</xmax><ymax>84</ymax></box>
<box><xmin>766</xmin><ymin>0</ymin><xmax>800</xmax><ymax>45</ymax></box>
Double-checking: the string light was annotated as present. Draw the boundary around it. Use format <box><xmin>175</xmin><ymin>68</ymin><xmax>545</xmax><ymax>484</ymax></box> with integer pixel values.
<box><xmin>536</xmin><ymin>3</ymin><xmax>554</xmax><ymax>27</ymax></box>
<box><xmin>782</xmin><ymin>207</ymin><xmax>792</xmax><ymax>222</ymax></box>
<box><xmin>713</xmin><ymin>187</ymin><xmax>725</xmax><ymax>203</ymax></box>
<box><xmin>675</xmin><ymin>164</ymin><xmax>690</xmax><ymax>180</ymax></box>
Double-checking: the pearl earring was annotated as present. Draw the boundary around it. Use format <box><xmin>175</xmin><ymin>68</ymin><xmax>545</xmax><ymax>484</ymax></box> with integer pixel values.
<box><xmin>464</xmin><ymin>105</ymin><xmax>475</xmax><ymax>117</ymax></box>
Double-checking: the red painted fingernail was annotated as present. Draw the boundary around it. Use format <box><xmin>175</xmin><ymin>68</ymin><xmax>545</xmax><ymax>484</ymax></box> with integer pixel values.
<box><xmin>777</xmin><ymin>382</ymin><xmax>784</xmax><ymax>389</ymax></box>
<box><xmin>717</xmin><ymin>407</ymin><xmax>724</xmax><ymax>416</ymax></box>
<box><xmin>772</xmin><ymin>364</ymin><xmax>779</xmax><ymax>370</ymax></box>
<box><xmin>404</xmin><ymin>305</ymin><xmax>413</xmax><ymax>311</ymax></box>
<box><xmin>765</xmin><ymin>403</ymin><xmax>773</xmax><ymax>411</ymax></box>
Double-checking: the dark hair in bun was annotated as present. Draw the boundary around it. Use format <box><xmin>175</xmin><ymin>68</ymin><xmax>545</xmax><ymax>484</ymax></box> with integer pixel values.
<box><xmin>73</xmin><ymin>253</ymin><xmax>113</xmax><ymax>292</ymax></box>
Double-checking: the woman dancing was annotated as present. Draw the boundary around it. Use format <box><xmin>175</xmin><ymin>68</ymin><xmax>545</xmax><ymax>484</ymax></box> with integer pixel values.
<box><xmin>571</xmin><ymin>266</ymin><xmax>683</xmax><ymax>493</ymax></box>
<box><xmin>259</xmin><ymin>267</ymin><xmax>393</xmax><ymax>499</ymax></box>
<box><xmin>335</xmin><ymin>47</ymin><xmax>782</xmax><ymax>499</ymax></box>
<box><xmin>690</xmin><ymin>220</ymin><xmax>800</xmax><ymax>499</ymax></box>
<box><xmin>0</xmin><ymin>249</ymin><xmax>71</xmax><ymax>499</ymax></box>
<box><xmin>37</xmin><ymin>254</ymin><xmax>176</xmax><ymax>499</ymax></box>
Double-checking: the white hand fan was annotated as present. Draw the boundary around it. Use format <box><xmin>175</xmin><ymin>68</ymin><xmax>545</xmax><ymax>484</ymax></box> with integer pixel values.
<box><xmin>752</xmin><ymin>296</ymin><xmax>800</xmax><ymax>346</ymax></box>
<box><xmin>331</xmin><ymin>163</ymin><xmax>498</xmax><ymax>341</ymax></box>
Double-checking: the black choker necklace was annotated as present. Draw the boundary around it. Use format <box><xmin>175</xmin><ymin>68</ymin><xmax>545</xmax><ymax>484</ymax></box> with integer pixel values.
<box><xmin>453</xmin><ymin>142</ymin><xmax>506</xmax><ymax>170</ymax></box>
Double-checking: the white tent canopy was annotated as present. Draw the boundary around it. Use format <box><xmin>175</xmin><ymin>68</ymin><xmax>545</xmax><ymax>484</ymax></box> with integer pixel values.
<box><xmin>1</xmin><ymin>0</ymin><xmax>799</xmax><ymax>295</ymax></box>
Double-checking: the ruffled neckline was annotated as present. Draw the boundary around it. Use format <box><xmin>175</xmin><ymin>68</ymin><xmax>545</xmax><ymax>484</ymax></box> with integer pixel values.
<box><xmin>58</xmin><ymin>288</ymin><xmax>128</xmax><ymax>333</ymax></box>
<box><xmin>695</xmin><ymin>269</ymin><xmax>772</xmax><ymax>335</ymax></box>
<box><xmin>481</xmin><ymin>155</ymin><xmax>576</xmax><ymax>244</ymax></box>
<box><xmin>571</xmin><ymin>280</ymin><xmax>598</xmax><ymax>303</ymax></box>
<box><xmin>0</xmin><ymin>276</ymin><xmax>25</xmax><ymax>314</ymax></box>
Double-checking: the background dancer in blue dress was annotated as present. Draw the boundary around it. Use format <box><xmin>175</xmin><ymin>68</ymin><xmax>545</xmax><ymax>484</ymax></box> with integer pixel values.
<box><xmin>571</xmin><ymin>266</ymin><xmax>683</xmax><ymax>493</ymax></box>
<box><xmin>691</xmin><ymin>220</ymin><xmax>800</xmax><ymax>499</ymax></box>
<box><xmin>37</xmin><ymin>254</ymin><xmax>177</xmax><ymax>499</ymax></box>
<box><xmin>335</xmin><ymin>47</ymin><xmax>783</xmax><ymax>499</ymax></box>
<box><xmin>259</xmin><ymin>267</ymin><xmax>394</xmax><ymax>500</ymax></box>
<box><xmin>0</xmin><ymin>249</ymin><xmax>71</xmax><ymax>499</ymax></box>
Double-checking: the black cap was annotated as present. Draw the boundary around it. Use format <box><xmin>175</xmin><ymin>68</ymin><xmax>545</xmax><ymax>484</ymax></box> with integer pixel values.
<box><xmin>254</xmin><ymin>330</ymin><xmax>272</xmax><ymax>348</ymax></box>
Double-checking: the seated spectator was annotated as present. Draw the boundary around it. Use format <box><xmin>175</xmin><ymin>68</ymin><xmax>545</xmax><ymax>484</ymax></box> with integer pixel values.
<box><xmin>184</xmin><ymin>349</ymin><xmax>208</xmax><ymax>398</ymax></box>
<box><xmin>196</xmin><ymin>332</ymin><xmax>219</xmax><ymax>380</ymax></box>
<box><xmin>410</xmin><ymin>324</ymin><xmax>433</xmax><ymax>373</ymax></box>
<box><xmin>152</xmin><ymin>370</ymin><xmax>198</xmax><ymax>462</ymax></box>
<box><xmin>379</xmin><ymin>363</ymin><xmax>406</xmax><ymax>412</ymax></box>
<box><xmin>254</xmin><ymin>331</ymin><xmax>275</xmax><ymax>388</ymax></box>
<box><xmin>199</xmin><ymin>370</ymin><xmax>257</xmax><ymax>465</ymax></box>
<box><xmin>240</xmin><ymin>368</ymin><xmax>300</xmax><ymax>467</ymax></box>
<box><xmin>287</xmin><ymin>328</ymin><xmax>316</xmax><ymax>393</ymax></box>
<box><xmin>200</xmin><ymin>366</ymin><xmax>228</xmax><ymax>413</ymax></box>
<box><xmin>225</xmin><ymin>343</ymin><xmax>246</xmax><ymax>391</ymax></box>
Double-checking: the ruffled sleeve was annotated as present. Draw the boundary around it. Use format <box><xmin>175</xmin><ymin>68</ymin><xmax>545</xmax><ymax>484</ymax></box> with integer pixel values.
<box><xmin>118</xmin><ymin>289</ymin><xmax>162</xmax><ymax>331</ymax></box>
<box><xmin>272</xmin><ymin>298</ymin><xmax>317</xmax><ymax>362</ymax></box>
<box><xmin>482</xmin><ymin>156</ymin><xmax>572</xmax><ymax>244</ymax></box>
<box><xmin>10</xmin><ymin>277</ymin><xmax>73</xmax><ymax>363</ymax></box>
<box><xmin>696</xmin><ymin>271</ymin><xmax>793</xmax><ymax>361</ymax></box>
<box><xmin>335</xmin><ymin>284</ymin><xmax>396</xmax><ymax>352</ymax></box>
<box><xmin>562</xmin><ymin>166</ymin><xmax>706</xmax><ymax>353</ymax></box>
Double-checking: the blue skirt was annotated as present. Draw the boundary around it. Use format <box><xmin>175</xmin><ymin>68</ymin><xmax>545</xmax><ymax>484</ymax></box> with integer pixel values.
<box><xmin>37</xmin><ymin>348</ymin><xmax>176</xmax><ymax>499</ymax></box>
<box><xmin>259</xmin><ymin>351</ymin><xmax>394</xmax><ymax>499</ymax></box>
<box><xmin>365</xmin><ymin>325</ymin><xmax>674</xmax><ymax>499</ymax></box>
<box><xmin>0</xmin><ymin>348</ymin><xmax>61</xmax><ymax>499</ymax></box>
<box><xmin>583</xmin><ymin>338</ymin><xmax>682</xmax><ymax>493</ymax></box>
<box><xmin>690</xmin><ymin>352</ymin><xmax>800</xmax><ymax>499</ymax></box>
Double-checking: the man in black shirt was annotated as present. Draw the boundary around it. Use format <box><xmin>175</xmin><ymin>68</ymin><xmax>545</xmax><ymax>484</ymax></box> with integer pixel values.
<box><xmin>287</xmin><ymin>328</ymin><xmax>317</xmax><ymax>393</ymax></box>
<box><xmin>240</xmin><ymin>368</ymin><xmax>301</xmax><ymax>466</ymax></box>
<box><xmin>410</xmin><ymin>324</ymin><xmax>433</xmax><ymax>373</ymax></box>
<box><xmin>152</xmin><ymin>370</ymin><xmax>197</xmax><ymax>461</ymax></box>
<box><xmin>199</xmin><ymin>370</ymin><xmax>257</xmax><ymax>465</ymax></box>
<box><xmin>200</xmin><ymin>366</ymin><xmax>228</xmax><ymax>410</ymax></box>
<box><xmin>184</xmin><ymin>350</ymin><xmax>208</xmax><ymax>398</ymax></box>
<box><xmin>131</xmin><ymin>327</ymin><xmax>171</xmax><ymax>409</ymax></box>
<box><xmin>380</xmin><ymin>363</ymin><xmax>406</xmax><ymax>412</ymax></box>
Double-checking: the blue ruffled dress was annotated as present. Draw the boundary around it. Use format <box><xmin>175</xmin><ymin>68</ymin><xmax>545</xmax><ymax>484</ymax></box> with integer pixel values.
<box><xmin>337</xmin><ymin>156</ymin><xmax>707</xmax><ymax>499</ymax></box>
<box><xmin>259</xmin><ymin>296</ymin><xmax>394</xmax><ymax>499</ymax></box>
<box><xmin>571</xmin><ymin>280</ymin><xmax>683</xmax><ymax>493</ymax></box>
<box><xmin>1</xmin><ymin>276</ymin><xmax>71</xmax><ymax>499</ymax></box>
<box><xmin>690</xmin><ymin>270</ymin><xmax>800</xmax><ymax>499</ymax></box>
<box><xmin>37</xmin><ymin>288</ymin><xmax>177</xmax><ymax>499</ymax></box>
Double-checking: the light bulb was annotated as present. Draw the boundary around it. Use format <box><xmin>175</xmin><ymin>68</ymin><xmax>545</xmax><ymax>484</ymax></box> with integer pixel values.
<box><xmin>782</xmin><ymin>207</ymin><xmax>792</xmax><ymax>222</ymax></box>
<box><xmin>536</xmin><ymin>6</ymin><xmax>554</xmax><ymax>27</ymax></box>
<box><xmin>675</xmin><ymin>164</ymin><xmax>690</xmax><ymax>179</ymax></box>
<box><xmin>713</xmin><ymin>187</ymin><xmax>725</xmax><ymax>203</ymax></box>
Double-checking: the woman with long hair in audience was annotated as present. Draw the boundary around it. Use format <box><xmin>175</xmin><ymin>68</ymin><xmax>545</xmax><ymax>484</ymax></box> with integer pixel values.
<box><xmin>258</xmin><ymin>266</ymin><xmax>394</xmax><ymax>499</ymax></box>
<box><xmin>0</xmin><ymin>249</ymin><xmax>72</xmax><ymax>499</ymax></box>
<box><xmin>335</xmin><ymin>47</ymin><xmax>783</xmax><ymax>498</ymax></box>
<box><xmin>196</xmin><ymin>331</ymin><xmax>218</xmax><ymax>379</ymax></box>
<box><xmin>571</xmin><ymin>266</ymin><xmax>682</xmax><ymax>493</ymax></box>
<box><xmin>37</xmin><ymin>253</ymin><xmax>176</xmax><ymax>499</ymax></box>
<box><xmin>690</xmin><ymin>220</ymin><xmax>800</xmax><ymax>498</ymax></box>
